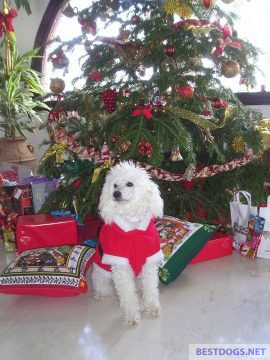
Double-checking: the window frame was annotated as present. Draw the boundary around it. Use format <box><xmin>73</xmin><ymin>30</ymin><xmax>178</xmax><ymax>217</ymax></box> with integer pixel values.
<box><xmin>33</xmin><ymin>0</ymin><xmax>270</xmax><ymax>106</ymax></box>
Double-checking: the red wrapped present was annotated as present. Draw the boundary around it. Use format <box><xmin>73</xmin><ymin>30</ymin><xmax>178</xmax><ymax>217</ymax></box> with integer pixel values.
<box><xmin>16</xmin><ymin>214</ymin><xmax>78</xmax><ymax>254</ymax></box>
<box><xmin>78</xmin><ymin>214</ymin><xmax>103</xmax><ymax>244</ymax></box>
<box><xmin>190</xmin><ymin>231</ymin><xmax>233</xmax><ymax>264</ymax></box>
<box><xmin>0</xmin><ymin>170</ymin><xmax>19</xmax><ymax>186</ymax></box>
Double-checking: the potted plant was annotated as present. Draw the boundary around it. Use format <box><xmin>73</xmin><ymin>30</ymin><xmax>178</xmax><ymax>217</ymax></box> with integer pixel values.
<box><xmin>0</xmin><ymin>0</ymin><xmax>48</xmax><ymax>170</ymax></box>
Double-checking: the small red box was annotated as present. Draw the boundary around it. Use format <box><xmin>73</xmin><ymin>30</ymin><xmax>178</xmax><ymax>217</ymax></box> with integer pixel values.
<box><xmin>190</xmin><ymin>231</ymin><xmax>233</xmax><ymax>264</ymax></box>
<box><xmin>78</xmin><ymin>214</ymin><xmax>103</xmax><ymax>244</ymax></box>
<box><xmin>16</xmin><ymin>214</ymin><xmax>78</xmax><ymax>254</ymax></box>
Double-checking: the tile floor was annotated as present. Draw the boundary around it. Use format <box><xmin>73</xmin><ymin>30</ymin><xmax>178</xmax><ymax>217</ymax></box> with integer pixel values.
<box><xmin>0</xmin><ymin>243</ymin><xmax>270</xmax><ymax>360</ymax></box>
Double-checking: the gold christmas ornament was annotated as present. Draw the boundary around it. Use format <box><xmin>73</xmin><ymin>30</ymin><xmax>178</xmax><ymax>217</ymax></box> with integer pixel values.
<box><xmin>170</xmin><ymin>146</ymin><xmax>183</xmax><ymax>161</ymax></box>
<box><xmin>62</xmin><ymin>4</ymin><xmax>76</xmax><ymax>17</ymax></box>
<box><xmin>163</xmin><ymin>0</ymin><xmax>192</xmax><ymax>18</ymax></box>
<box><xmin>254</xmin><ymin>119</ymin><xmax>270</xmax><ymax>150</ymax></box>
<box><xmin>50</xmin><ymin>78</ymin><xmax>65</xmax><ymax>94</ymax></box>
<box><xmin>187</xmin><ymin>57</ymin><xmax>203</xmax><ymax>67</ymax></box>
<box><xmin>161</xmin><ymin>57</ymin><xmax>177</xmax><ymax>72</ymax></box>
<box><xmin>231</xmin><ymin>136</ymin><xmax>245</xmax><ymax>153</ymax></box>
<box><xmin>221</xmin><ymin>60</ymin><xmax>240</xmax><ymax>78</ymax></box>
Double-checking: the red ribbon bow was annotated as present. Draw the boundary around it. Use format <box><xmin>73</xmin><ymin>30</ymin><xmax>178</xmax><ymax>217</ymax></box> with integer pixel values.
<box><xmin>0</xmin><ymin>8</ymin><xmax>17</xmax><ymax>37</ymax></box>
<box><xmin>131</xmin><ymin>108</ymin><xmax>152</xmax><ymax>119</ymax></box>
<box><xmin>215</xmin><ymin>37</ymin><xmax>243</xmax><ymax>56</ymax></box>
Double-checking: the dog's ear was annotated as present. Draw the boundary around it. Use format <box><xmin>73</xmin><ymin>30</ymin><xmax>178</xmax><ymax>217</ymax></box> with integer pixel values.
<box><xmin>98</xmin><ymin>176</ymin><xmax>115</xmax><ymax>224</ymax></box>
<box><xmin>145</xmin><ymin>180</ymin><xmax>164</xmax><ymax>218</ymax></box>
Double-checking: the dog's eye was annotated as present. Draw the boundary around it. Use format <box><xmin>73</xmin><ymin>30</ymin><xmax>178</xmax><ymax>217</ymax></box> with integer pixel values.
<box><xmin>114</xmin><ymin>184</ymin><xmax>118</xmax><ymax>188</ymax></box>
<box><xmin>126</xmin><ymin>182</ymin><xmax>134</xmax><ymax>187</ymax></box>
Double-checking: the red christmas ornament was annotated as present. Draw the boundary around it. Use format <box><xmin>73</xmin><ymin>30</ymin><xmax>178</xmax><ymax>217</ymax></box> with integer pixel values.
<box><xmin>222</xmin><ymin>26</ymin><xmax>232</xmax><ymax>38</ymax></box>
<box><xmin>51</xmin><ymin>49</ymin><xmax>69</xmax><ymax>69</ymax></box>
<box><xmin>100</xmin><ymin>89</ymin><xmax>118</xmax><ymax>113</ymax></box>
<box><xmin>137</xmin><ymin>141</ymin><xmax>152</xmax><ymax>156</ymax></box>
<box><xmin>88</xmin><ymin>72</ymin><xmax>101</xmax><ymax>81</ymax></box>
<box><xmin>202</xmin><ymin>0</ymin><xmax>216</xmax><ymax>8</ymax></box>
<box><xmin>79</xmin><ymin>18</ymin><xmax>96</xmax><ymax>35</ymax></box>
<box><xmin>182</xmin><ymin>180</ymin><xmax>195</xmax><ymax>190</ymax></box>
<box><xmin>213</xmin><ymin>98</ymin><xmax>228</xmax><ymax>109</ymax></box>
<box><xmin>196</xmin><ymin>208</ymin><xmax>207</xmax><ymax>218</ymax></box>
<box><xmin>165</xmin><ymin>44</ymin><xmax>175</xmax><ymax>57</ymax></box>
<box><xmin>178</xmin><ymin>85</ymin><xmax>194</xmax><ymax>99</ymax></box>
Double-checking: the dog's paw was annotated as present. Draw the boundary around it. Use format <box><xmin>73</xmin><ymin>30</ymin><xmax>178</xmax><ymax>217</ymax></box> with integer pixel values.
<box><xmin>145</xmin><ymin>303</ymin><xmax>161</xmax><ymax>317</ymax></box>
<box><xmin>125</xmin><ymin>312</ymin><xmax>141</xmax><ymax>326</ymax></box>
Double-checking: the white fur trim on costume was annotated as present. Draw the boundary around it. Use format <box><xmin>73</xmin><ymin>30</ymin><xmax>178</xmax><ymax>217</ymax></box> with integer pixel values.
<box><xmin>93</xmin><ymin>262</ymin><xmax>112</xmax><ymax>278</ymax></box>
<box><xmin>102</xmin><ymin>254</ymin><xmax>129</xmax><ymax>266</ymax></box>
<box><xmin>146</xmin><ymin>250</ymin><xmax>164</xmax><ymax>265</ymax></box>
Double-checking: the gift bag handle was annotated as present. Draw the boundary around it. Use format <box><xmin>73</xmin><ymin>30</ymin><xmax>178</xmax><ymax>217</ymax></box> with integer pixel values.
<box><xmin>233</xmin><ymin>191</ymin><xmax>252</xmax><ymax>205</ymax></box>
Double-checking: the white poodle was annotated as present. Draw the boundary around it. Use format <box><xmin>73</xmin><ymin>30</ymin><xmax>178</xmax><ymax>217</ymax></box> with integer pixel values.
<box><xmin>92</xmin><ymin>161</ymin><xmax>164</xmax><ymax>325</ymax></box>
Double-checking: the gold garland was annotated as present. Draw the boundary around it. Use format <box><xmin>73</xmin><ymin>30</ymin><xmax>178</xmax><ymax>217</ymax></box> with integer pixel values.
<box><xmin>165</xmin><ymin>105</ymin><xmax>237</xmax><ymax>130</ymax></box>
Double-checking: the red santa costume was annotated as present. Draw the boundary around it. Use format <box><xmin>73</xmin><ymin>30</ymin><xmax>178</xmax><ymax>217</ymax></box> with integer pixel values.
<box><xmin>93</xmin><ymin>216</ymin><xmax>163</xmax><ymax>277</ymax></box>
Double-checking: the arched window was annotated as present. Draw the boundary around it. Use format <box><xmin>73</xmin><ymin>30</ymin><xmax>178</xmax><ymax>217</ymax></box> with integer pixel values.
<box><xmin>34</xmin><ymin>0</ymin><xmax>270</xmax><ymax>105</ymax></box>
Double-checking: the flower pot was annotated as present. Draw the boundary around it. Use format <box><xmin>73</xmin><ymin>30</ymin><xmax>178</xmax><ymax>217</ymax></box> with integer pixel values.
<box><xmin>0</xmin><ymin>137</ymin><xmax>36</xmax><ymax>172</ymax></box>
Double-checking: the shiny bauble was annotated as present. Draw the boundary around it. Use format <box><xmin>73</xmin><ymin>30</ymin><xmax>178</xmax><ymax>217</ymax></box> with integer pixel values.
<box><xmin>130</xmin><ymin>15</ymin><xmax>140</xmax><ymax>25</ymax></box>
<box><xmin>50</xmin><ymin>78</ymin><xmax>65</xmax><ymax>94</ymax></box>
<box><xmin>221</xmin><ymin>60</ymin><xmax>240</xmax><ymax>78</ymax></box>
<box><xmin>202</xmin><ymin>0</ymin><xmax>216</xmax><ymax>8</ymax></box>
<box><xmin>188</xmin><ymin>57</ymin><xmax>202</xmax><ymax>67</ymax></box>
<box><xmin>121</xmin><ymin>1</ymin><xmax>130</xmax><ymax>10</ymax></box>
<box><xmin>178</xmin><ymin>84</ymin><xmax>194</xmax><ymax>98</ymax></box>
<box><xmin>62</xmin><ymin>4</ymin><xmax>75</xmax><ymax>17</ymax></box>
<box><xmin>165</xmin><ymin>44</ymin><xmax>175</xmax><ymax>57</ymax></box>
<box><xmin>107</xmin><ymin>0</ymin><xmax>120</xmax><ymax>11</ymax></box>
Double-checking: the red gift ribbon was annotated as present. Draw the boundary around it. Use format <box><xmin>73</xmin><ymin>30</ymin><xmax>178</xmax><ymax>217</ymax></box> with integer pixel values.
<box><xmin>131</xmin><ymin>108</ymin><xmax>152</xmax><ymax>119</ymax></box>
<box><xmin>0</xmin><ymin>8</ymin><xmax>17</xmax><ymax>37</ymax></box>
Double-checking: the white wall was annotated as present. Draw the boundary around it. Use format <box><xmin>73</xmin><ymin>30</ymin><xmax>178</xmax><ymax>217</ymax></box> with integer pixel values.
<box><xmin>13</xmin><ymin>0</ymin><xmax>50</xmax><ymax>53</ymax></box>
<box><xmin>249</xmin><ymin>105</ymin><xmax>270</xmax><ymax>118</ymax></box>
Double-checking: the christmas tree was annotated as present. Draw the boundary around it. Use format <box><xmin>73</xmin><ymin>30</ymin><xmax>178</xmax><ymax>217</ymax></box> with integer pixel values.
<box><xmin>39</xmin><ymin>0</ymin><xmax>270</xmax><ymax>225</ymax></box>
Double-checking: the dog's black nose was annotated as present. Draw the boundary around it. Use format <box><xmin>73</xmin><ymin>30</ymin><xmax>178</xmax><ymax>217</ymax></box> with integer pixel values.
<box><xmin>113</xmin><ymin>191</ymin><xmax>121</xmax><ymax>200</ymax></box>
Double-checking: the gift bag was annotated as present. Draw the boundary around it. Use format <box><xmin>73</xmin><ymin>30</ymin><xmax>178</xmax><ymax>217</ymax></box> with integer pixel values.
<box><xmin>230</xmin><ymin>191</ymin><xmax>257</xmax><ymax>250</ymax></box>
<box><xmin>22</xmin><ymin>177</ymin><xmax>59</xmax><ymax>213</ymax></box>
<box><xmin>238</xmin><ymin>214</ymin><xmax>265</xmax><ymax>259</ymax></box>
<box><xmin>257</xmin><ymin>196</ymin><xmax>270</xmax><ymax>259</ymax></box>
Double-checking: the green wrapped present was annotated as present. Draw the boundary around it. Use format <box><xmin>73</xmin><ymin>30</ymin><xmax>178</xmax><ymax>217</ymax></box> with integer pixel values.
<box><xmin>156</xmin><ymin>216</ymin><xmax>218</xmax><ymax>284</ymax></box>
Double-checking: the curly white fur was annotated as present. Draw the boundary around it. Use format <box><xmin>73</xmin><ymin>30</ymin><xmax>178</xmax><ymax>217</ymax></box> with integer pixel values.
<box><xmin>92</xmin><ymin>161</ymin><xmax>163</xmax><ymax>325</ymax></box>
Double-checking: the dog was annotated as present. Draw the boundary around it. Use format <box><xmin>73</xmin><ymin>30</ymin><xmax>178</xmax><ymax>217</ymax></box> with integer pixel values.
<box><xmin>92</xmin><ymin>161</ymin><xmax>163</xmax><ymax>325</ymax></box>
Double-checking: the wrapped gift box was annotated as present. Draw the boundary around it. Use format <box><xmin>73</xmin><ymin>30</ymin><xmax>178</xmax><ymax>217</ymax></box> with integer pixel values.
<box><xmin>78</xmin><ymin>214</ymin><xmax>103</xmax><ymax>244</ymax></box>
<box><xmin>16</xmin><ymin>214</ymin><xmax>78</xmax><ymax>254</ymax></box>
<box><xmin>190</xmin><ymin>231</ymin><xmax>233</xmax><ymax>264</ymax></box>
<box><xmin>0</xmin><ymin>162</ymin><xmax>32</xmax><ymax>185</ymax></box>
<box><xmin>0</xmin><ymin>186</ymin><xmax>34</xmax><ymax>252</ymax></box>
